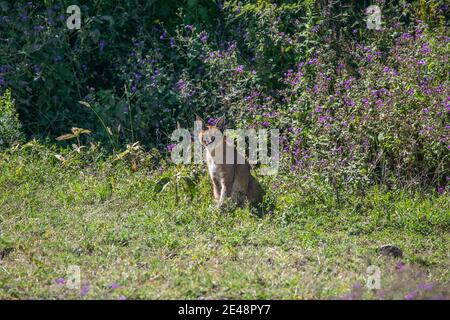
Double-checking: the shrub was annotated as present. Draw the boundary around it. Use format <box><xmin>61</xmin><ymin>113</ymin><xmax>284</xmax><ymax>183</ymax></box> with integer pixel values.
<box><xmin>0</xmin><ymin>89</ymin><xmax>23</xmax><ymax>148</ymax></box>
<box><xmin>0</xmin><ymin>0</ymin><xmax>448</xmax><ymax>189</ymax></box>
<box><xmin>274</xmin><ymin>23</ymin><xmax>449</xmax><ymax>189</ymax></box>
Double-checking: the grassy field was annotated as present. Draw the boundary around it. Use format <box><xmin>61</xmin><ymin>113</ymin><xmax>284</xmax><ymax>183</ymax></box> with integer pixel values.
<box><xmin>0</xmin><ymin>143</ymin><xmax>448</xmax><ymax>299</ymax></box>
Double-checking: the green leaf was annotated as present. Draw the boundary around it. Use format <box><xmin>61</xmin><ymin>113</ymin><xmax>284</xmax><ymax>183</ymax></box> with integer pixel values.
<box><xmin>154</xmin><ymin>177</ymin><xmax>171</xmax><ymax>194</ymax></box>
<box><xmin>78</xmin><ymin>101</ymin><xmax>92</xmax><ymax>108</ymax></box>
<box><xmin>56</xmin><ymin>133</ymin><xmax>76</xmax><ymax>141</ymax></box>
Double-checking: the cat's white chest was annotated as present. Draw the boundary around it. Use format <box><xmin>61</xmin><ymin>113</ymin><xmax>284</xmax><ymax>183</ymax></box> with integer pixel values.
<box><xmin>205</xmin><ymin>152</ymin><xmax>218</xmax><ymax>176</ymax></box>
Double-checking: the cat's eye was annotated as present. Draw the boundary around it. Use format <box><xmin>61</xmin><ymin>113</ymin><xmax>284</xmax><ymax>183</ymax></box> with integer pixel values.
<box><xmin>203</xmin><ymin>135</ymin><xmax>215</xmax><ymax>146</ymax></box>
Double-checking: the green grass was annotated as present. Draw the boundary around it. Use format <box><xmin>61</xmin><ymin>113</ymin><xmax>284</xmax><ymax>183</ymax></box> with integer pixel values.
<box><xmin>0</xmin><ymin>143</ymin><xmax>449</xmax><ymax>299</ymax></box>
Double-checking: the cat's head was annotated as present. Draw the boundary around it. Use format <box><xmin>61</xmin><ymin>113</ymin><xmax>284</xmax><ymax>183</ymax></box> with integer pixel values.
<box><xmin>196</xmin><ymin>115</ymin><xmax>225</xmax><ymax>148</ymax></box>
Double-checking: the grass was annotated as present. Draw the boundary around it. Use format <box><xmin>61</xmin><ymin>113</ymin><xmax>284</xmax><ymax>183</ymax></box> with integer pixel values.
<box><xmin>0</xmin><ymin>142</ymin><xmax>448</xmax><ymax>299</ymax></box>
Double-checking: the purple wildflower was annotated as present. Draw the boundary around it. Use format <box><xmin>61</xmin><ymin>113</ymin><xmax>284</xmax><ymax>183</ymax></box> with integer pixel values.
<box><xmin>404</xmin><ymin>290</ymin><xmax>418</xmax><ymax>300</ymax></box>
<box><xmin>396</xmin><ymin>262</ymin><xmax>407</xmax><ymax>271</ymax></box>
<box><xmin>80</xmin><ymin>284</ymin><xmax>90</xmax><ymax>297</ymax></box>
<box><xmin>419</xmin><ymin>283</ymin><xmax>433</xmax><ymax>291</ymax></box>
<box><xmin>311</xmin><ymin>25</ymin><xmax>320</xmax><ymax>33</ymax></box>
<box><xmin>176</xmin><ymin>79</ymin><xmax>185</xmax><ymax>91</ymax></box>
<box><xmin>19</xmin><ymin>13</ymin><xmax>28</xmax><ymax>22</ymax></box>
<box><xmin>167</xmin><ymin>143</ymin><xmax>176</xmax><ymax>152</ymax></box>
<box><xmin>55</xmin><ymin>278</ymin><xmax>65</xmax><ymax>285</ymax></box>
<box><xmin>134</xmin><ymin>72</ymin><xmax>142</xmax><ymax>82</ymax></box>
<box><xmin>352</xmin><ymin>282</ymin><xmax>362</xmax><ymax>290</ymax></box>
<box><xmin>235</xmin><ymin>65</ymin><xmax>244</xmax><ymax>73</ymax></box>
<box><xmin>420</xmin><ymin>43</ymin><xmax>431</xmax><ymax>55</ymax></box>
<box><xmin>344</xmin><ymin>78</ymin><xmax>353</xmax><ymax>90</ymax></box>
<box><xmin>207</xmin><ymin>118</ymin><xmax>218</xmax><ymax>126</ymax></box>
<box><xmin>200</xmin><ymin>32</ymin><xmax>208</xmax><ymax>43</ymax></box>
<box><xmin>33</xmin><ymin>25</ymin><xmax>45</xmax><ymax>32</ymax></box>
<box><xmin>110</xmin><ymin>283</ymin><xmax>120</xmax><ymax>290</ymax></box>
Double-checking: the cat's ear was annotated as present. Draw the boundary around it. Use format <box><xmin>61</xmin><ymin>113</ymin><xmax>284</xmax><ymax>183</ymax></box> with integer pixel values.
<box><xmin>215</xmin><ymin>116</ymin><xmax>226</xmax><ymax>131</ymax></box>
<box><xmin>176</xmin><ymin>121</ymin><xmax>181</xmax><ymax>129</ymax></box>
<box><xmin>195</xmin><ymin>114</ymin><xmax>207</xmax><ymax>130</ymax></box>
<box><xmin>195</xmin><ymin>115</ymin><xmax>203</xmax><ymax>124</ymax></box>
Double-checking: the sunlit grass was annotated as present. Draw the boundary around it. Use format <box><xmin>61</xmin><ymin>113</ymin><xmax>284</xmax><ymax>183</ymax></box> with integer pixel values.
<box><xmin>0</xmin><ymin>143</ymin><xmax>448</xmax><ymax>299</ymax></box>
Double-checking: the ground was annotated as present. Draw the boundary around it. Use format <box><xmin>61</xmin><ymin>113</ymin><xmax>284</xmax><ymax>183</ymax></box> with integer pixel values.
<box><xmin>0</xmin><ymin>143</ymin><xmax>448</xmax><ymax>299</ymax></box>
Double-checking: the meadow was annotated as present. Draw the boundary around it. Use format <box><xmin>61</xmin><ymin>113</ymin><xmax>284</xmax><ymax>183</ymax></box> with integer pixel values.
<box><xmin>0</xmin><ymin>1</ymin><xmax>449</xmax><ymax>299</ymax></box>
<box><xmin>0</xmin><ymin>142</ymin><xmax>448</xmax><ymax>299</ymax></box>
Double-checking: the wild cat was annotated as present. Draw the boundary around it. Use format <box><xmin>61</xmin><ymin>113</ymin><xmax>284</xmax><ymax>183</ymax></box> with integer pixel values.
<box><xmin>197</xmin><ymin>116</ymin><xmax>264</xmax><ymax>208</ymax></box>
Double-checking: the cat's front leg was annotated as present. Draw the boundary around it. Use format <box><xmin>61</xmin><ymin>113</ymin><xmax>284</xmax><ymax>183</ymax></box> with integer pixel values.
<box><xmin>212</xmin><ymin>178</ymin><xmax>221</xmax><ymax>204</ymax></box>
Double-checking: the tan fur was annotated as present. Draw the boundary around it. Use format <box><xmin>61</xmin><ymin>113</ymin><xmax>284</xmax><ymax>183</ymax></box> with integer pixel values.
<box><xmin>198</xmin><ymin>117</ymin><xmax>264</xmax><ymax>208</ymax></box>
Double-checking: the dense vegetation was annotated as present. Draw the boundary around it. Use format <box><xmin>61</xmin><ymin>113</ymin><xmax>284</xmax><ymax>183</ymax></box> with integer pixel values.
<box><xmin>0</xmin><ymin>0</ymin><xmax>449</xmax><ymax>299</ymax></box>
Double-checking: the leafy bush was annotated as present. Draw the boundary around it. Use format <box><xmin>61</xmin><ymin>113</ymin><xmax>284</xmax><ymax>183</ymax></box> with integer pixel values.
<box><xmin>274</xmin><ymin>23</ymin><xmax>449</xmax><ymax>189</ymax></box>
<box><xmin>0</xmin><ymin>0</ymin><xmax>448</xmax><ymax>189</ymax></box>
<box><xmin>0</xmin><ymin>0</ymin><xmax>220</xmax><ymax>141</ymax></box>
<box><xmin>0</xmin><ymin>89</ymin><xmax>23</xmax><ymax>148</ymax></box>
